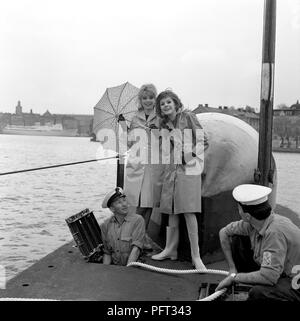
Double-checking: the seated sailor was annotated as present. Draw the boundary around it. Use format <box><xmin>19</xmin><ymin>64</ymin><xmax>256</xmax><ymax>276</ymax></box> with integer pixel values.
<box><xmin>216</xmin><ymin>184</ymin><xmax>300</xmax><ymax>301</ymax></box>
<box><xmin>100</xmin><ymin>187</ymin><xmax>145</xmax><ymax>266</ymax></box>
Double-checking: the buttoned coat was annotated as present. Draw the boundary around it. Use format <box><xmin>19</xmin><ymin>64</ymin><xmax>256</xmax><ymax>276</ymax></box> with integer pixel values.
<box><xmin>158</xmin><ymin>110</ymin><xmax>206</xmax><ymax>214</ymax></box>
<box><xmin>124</xmin><ymin>110</ymin><xmax>164</xmax><ymax>207</ymax></box>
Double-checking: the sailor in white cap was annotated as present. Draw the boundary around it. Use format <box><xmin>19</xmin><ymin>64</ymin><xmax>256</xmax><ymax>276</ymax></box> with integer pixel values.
<box><xmin>216</xmin><ymin>184</ymin><xmax>300</xmax><ymax>301</ymax></box>
<box><xmin>101</xmin><ymin>187</ymin><xmax>126</xmax><ymax>209</ymax></box>
<box><xmin>100</xmin><ymin>187</ymin><xmax>145</xmax><ymax>266</ymax></box>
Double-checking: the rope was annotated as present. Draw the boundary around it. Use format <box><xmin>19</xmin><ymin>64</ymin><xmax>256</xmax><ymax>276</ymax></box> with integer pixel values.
<box><xmin>197</xmin><ymin>288</ymin><xmax>227</xmax><ymax>301</ymax></box>
<box><xmin>127</xmin><ymin>262</ymin><xmax>228</xmax><ymax>276</ymax></box>
<box><xmin>0</xmin><ymin>298</ymin><xmax>59</xmax><ymax>301</ymax></box>
<box><xmin>127</xmin><ymin>262</ymin><xmax>229</xmax><ymax>301</ymax></box>
<box><xmin>0</xmin><ymin>156</ymin><xmax>118</xmax><ymax>176</ymax></box>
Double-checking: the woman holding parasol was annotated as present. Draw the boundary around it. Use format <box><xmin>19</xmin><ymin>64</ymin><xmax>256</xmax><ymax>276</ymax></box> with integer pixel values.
<box><xmin>119</xmin><ymin>84</ymin><xmax>162</xmax><ymax>235</ymax></box>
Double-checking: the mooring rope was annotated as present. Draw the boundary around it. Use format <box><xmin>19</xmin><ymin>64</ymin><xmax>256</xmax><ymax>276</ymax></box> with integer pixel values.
<box><xmin>0</xmin><ymin>298</ymin><xmax>59</xmax><ymax>301</ymax></box>
<box><xmin>0</xmin><ymin>155</ymin><xmax>119</xmax><ymax>176</ymax></box>
<box><xmin>127</xmin><ymin>262</ymin><xmax>229</xmax><ymax>301</ymax></box>
<box><xmin>197</xmin><ymin>288</ymin><xmax>227</xmax><ymax>301</ymax></box>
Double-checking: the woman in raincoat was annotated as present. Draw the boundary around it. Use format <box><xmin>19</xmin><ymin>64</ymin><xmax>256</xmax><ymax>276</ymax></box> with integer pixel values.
<box><xmin>121</xmin><ymin>84</ymin><xmax>162</xmax><ymax>230</ymax></box>
<box><xmin>151</xmin><ymin>90</ymin><xmax>207</xmax><ymax>270</ymax></box>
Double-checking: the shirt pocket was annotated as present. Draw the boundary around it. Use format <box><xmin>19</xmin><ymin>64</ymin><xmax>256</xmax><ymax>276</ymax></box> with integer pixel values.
<box><xmin>120</xmin><ymin>236</ymin><xmax>132</xmax><ymax>254</ymax></box>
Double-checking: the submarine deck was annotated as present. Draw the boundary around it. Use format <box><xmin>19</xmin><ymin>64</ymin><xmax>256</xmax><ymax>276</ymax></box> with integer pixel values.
<box><xmin>0</xmin><ymin>204</ymin><xmax>299</xmax><ymax>301</ymax></box>
<box><xmin>0</xmin><ymin>241</ymin><xmax>228</xmax><ymax>301</ymax></box>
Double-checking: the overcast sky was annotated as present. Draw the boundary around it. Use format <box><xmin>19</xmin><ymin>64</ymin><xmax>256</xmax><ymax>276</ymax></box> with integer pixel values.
<box><xmin>1</xmin><ymin>0</ymin><xmax>299</xmax><ymax>115</ymax></box>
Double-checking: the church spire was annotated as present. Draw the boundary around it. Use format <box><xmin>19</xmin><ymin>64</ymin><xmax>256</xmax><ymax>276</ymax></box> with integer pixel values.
<box><xmin>15</xmin><ymin>100</ymin><xmax>22</xmax><ymax>115</ymax></box>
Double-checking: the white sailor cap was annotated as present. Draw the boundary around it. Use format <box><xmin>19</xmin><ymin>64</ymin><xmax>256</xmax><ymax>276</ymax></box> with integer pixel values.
<box><xmin>232</xmin><ymin>184</ymin><xmax>272</xmax><ymax>206</ymax></box>
<box><xmin>102</xmin><ymin>187</ymin><xmax>126</xmax><ymax>208</ymax></box>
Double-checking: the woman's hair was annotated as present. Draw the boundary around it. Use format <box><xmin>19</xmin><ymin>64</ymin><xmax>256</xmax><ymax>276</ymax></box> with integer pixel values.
<box><xmin>155</xmin><ymin>90</ymin><xmax>183</xmax><ymax>119</ymax></box>
<box><xmin>137</xmin><ymin>84</ymin><xmax>157</xmax><ymax>111</ymax></box>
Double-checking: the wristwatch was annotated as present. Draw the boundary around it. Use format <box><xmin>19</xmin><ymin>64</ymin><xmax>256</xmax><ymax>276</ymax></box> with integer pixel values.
<box><xmin>230</xmin><ymin>273</ymin><xmax>237</xmax><ymax>283</ymax></box>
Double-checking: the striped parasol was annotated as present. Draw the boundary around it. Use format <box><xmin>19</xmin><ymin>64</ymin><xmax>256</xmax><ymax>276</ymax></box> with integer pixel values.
<box><xmin>93</xmin><ymin>82</ymin><xmax>139</xmax><ymax>136</ymax></box>
<box><xmin>92</xmin><ymin>82</ymin><xmax>139</xmax><ymax>187</ymax></box>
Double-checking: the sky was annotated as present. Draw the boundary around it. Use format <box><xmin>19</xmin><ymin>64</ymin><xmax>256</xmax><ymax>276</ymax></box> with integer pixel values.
<box><xmin>0</xmin><ymin>0</ymin><xmax>299</xmax><ymax>115</ymax></box>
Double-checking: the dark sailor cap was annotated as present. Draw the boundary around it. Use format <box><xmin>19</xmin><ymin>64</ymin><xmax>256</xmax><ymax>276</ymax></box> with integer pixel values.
<box><xmin>102</xmin><ymin>187</ymin><xmax>126</xmax><ymax>208</ymax></box>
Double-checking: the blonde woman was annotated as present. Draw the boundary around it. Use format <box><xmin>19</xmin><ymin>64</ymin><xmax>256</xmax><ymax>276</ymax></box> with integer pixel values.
<box><xmin>121</xmin><ymin>84</ymin><xmax>161</xmax><ymax>235</ymax></box>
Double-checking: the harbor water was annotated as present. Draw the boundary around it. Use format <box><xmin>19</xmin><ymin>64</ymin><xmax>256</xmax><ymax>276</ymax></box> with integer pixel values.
<box><xmin>0</xmin><ymin>135</ymin><xmax>300</xmax><ymax>281</ymax></box>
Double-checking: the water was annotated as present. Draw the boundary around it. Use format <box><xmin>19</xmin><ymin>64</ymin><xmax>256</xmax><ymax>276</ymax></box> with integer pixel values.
<box><xmin>273</xmin><ymin>152</ymin><xmax>300</xmax><ymax>215</ymax></box>
<box><xmin>0</xmin><ymin>135</ymin><xmax>117</xmax><ymax>280</ymax></box>
<box><xmin>0</xmin><ymin>135</ymin><xmax>299</xmax><ymax>281</ymax></box>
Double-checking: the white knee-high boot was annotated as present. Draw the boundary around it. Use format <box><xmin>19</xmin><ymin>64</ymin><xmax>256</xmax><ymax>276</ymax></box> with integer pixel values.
<box><xmin>184</xmin><ymin>213</ymin><xmax>206</xmax><ymax>270</ymax></box>
<box><xmin>151</xmin><ymin>226</ymin><xmax>179</xmax><ymax>260</ymax></box>
<box><xmin>188</xmin><ymin>231</ymin><xmax>206</xmax><ymax>270</ymax></box>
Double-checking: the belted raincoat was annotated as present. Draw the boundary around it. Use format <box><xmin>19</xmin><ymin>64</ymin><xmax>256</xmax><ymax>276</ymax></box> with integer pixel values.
<box><xmin>124</xmin><ymin>110</ymin><xmax>164</xmax><ymax>207</ymax></box>
<box><xmin>158</xmin><ymin>110</ymin><xmax>206</xmax><ymax>214</ymax></box>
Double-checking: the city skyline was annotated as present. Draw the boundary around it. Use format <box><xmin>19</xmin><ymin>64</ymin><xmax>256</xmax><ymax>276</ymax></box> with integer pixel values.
<box><xmin>1</xmin><ymin>0</ymin><xmax>299</xmax><ymax>114</ymax></box>
<box><xmin>2</xmin><ymin>98</ymin><xmax>300</xmax><ymax>116</ymax></box>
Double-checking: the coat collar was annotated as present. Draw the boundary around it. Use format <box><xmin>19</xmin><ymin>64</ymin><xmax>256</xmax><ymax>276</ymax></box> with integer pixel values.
<box><xmin>136</xmin><ymin>109</ymin><xmax>156</xmax><ymax>122</ymax></box>
<box><xmin>164</xmin><ymin>109</ymin><xmax>183</xmax><ymax>130</ymax></box>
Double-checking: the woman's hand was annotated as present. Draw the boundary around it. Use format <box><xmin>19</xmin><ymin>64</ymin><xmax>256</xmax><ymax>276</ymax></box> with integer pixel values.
<box><xmin>148</xmin><ymin>124</ymin><xmax>158</xmax><ymax>130</ymax></box>
<box><xmin>118</xmin><ymin>114</ymin><xmax>125</xmax><ymax>122</ymax></box>
<box><xmin>182</xmin><ymin>152</ymin><xmax>196</xmax><ymax>166</ymax></box>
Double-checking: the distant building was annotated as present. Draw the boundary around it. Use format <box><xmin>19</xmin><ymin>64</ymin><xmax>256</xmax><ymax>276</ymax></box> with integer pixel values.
<box><xmin>273</xmin><ymin>100</ymin><xmax>300</xmax><ymax>116</ymax></box>
<box><xmin>15</xmin><ymin>100</ymin><xmax>22</xmax><ymax>115</ymax></box>
<box><xmin>193</xmin><ymin>103</ymin><xmax>260</xmax><ymax>131</ymax></box>
<box><xmin>0</xmin><ymin>101</ymin><xmax>93</xmax><ymax>136</ymax></box>
<box><xmin>71</xmin><ymin>114</ymin><xmax>94</xmax><ymax>136</ymax></box>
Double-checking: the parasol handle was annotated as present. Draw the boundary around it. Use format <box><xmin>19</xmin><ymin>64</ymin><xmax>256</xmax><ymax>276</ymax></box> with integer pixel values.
<box><xmin>116</xmin><ymin>154</ymin><xmax>125</xmax><ymax>188</ymax></box>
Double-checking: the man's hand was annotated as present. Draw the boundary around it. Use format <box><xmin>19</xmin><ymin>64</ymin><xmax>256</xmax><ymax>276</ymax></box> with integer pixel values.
<box><xmin>103</xmin><ymin>254</ymin><xmax>112</xmax><ymax>265</ymax></box>
<box><xmin>229</xmin><ymin>267</ymin><xmax>237</xmax><ymax>274</ymax></box>
<box><xmin>127</xmin><ymin>246</ymin><xmax>141</xmax><ymax>266</ymax></box>
<box><xmin>215</xmin><ymin>275</ymin><xmax>235</xmax><ymax>292</ymax></box>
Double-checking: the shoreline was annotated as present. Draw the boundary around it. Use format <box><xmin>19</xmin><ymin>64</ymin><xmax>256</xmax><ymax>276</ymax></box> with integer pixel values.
<box><xmin>272</xmin><ymin>147</ymin><xmax>300</xmax><ymax>153</ymax></box>
<box><xmin>1</xmin><ymin>133</ymin><xmax>300</xmax><ymax>151</ymax></box>
<box><xmin>0</xmin><ymin>132</ymin><xmax>91</xmax><ymax>138</ymax></box>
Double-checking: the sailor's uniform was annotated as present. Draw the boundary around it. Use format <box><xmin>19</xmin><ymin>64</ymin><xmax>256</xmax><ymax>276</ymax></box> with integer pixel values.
<box><xmin>100</xmin><ymin>213</ymin><xmax>145</xmax><ymax>266</ymax></box>
<box><xmin>100</xmin><ymin>188</ymin><xmax>145</xmax><ymax>266</ymax></box>
<box><xmin>224</xmin><ymin>184</ymin><xmax>300</xmax><ymax>301</ymax></box>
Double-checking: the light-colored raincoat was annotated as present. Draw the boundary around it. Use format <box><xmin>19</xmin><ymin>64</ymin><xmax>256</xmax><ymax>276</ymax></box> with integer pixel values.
<box><xmin>124</xmin><ymin>110</ymin><xmax>163</xmax><ymax>207</ymax></box>
<box><xmin>158</xmin><ymin>110</ymin><xmax>206</xmax><ymax>214</ymax></box>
